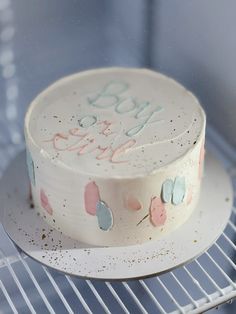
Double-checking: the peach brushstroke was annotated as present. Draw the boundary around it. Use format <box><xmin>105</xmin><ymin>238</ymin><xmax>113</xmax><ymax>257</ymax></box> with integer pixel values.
<box><xmin>124</xmin><ymin>194</ymin><xmax>142</xmax><ymax>211</ymax></box>
<box><xmin>198</xmin><ymin>141</ymin><xmax>205</xmax><ymax>179</ymax></box>
<box><xmin>149</xmin><ymin>196</ymin><xmax>167</xmax><ymax>227</ymax></box>
<box><xmin>84</xmin><ymin>181</ymin><xmax>100</xmax><ymax>215</ymax></box>
<box><xmin>40</xmin><ymin>189</ymin><xmax>53</xmax><ymax>215</ymax></box>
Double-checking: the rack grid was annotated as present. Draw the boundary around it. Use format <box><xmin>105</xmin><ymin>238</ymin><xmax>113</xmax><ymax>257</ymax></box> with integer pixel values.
<box><xmin>0</xmin><ymin>127</ymin><xmax>235</xmax><ymax>314</ymax></box>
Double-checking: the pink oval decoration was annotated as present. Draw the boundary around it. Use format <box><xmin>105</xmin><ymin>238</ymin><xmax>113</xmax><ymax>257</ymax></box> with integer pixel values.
<box><xmin>198</xmin><ymin>141</ymin><xmax>205</xmax><ymax>179</ymax></box>
<box><xmin>84</xmin><ymin>181</ymin><xmax>100</xmax><ymax>215</ymax></box>
<box><xmin>124</xmin><ymin>194</ymin><xmax>142</xmax><ymax>211</ymax></box>
<box><xmin>149</xmin><ymin>196</ymin><xmax>167</xmax><ymax>226</ymax></box>
<box><xmin>40</xmin><ymin>189</ymin><xmax>53</xmax><ymax>215</ymax></box>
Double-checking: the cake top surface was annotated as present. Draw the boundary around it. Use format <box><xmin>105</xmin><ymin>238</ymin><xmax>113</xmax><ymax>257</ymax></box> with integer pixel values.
<box><xmin>25</xmin><ymin>68</ymin><xmax>205</xmax><ymax>178</ymax></box>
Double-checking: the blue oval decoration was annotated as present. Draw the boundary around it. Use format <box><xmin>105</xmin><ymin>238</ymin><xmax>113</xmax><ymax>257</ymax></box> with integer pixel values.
<box><xmin>78</xmin><ymin>115</ymin><xmax>97</xmax><ymax>128</ymax></box>
<box><xmin>161</xmin><ymin>179</ymin><xmax>174</xmax><ymax>203</ymax></box>
<box><xmin>96</xmin><ymin>201</ymin><xmax>113</xmax><ymax>231</ymax></box>
<box><xmin>172</xmin><ymin>177</ymin><xmax>186</xmax><ymax>205</ymax></box>
<box><xmin>26</xmin><ymin>149</ymin><xmax>35</xmax><ymax>186</ymax></box>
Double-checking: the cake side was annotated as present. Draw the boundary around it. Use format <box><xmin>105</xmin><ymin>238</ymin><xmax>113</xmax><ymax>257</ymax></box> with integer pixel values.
<box><xmin>26</xmin><ymin>132</ymin><xmax>204</xmax><ymax>246</ymax></box>
<box><xmin>24</xmin><ymin>67</ymin><xmax>206</xmax><ymax>246</ymax></box>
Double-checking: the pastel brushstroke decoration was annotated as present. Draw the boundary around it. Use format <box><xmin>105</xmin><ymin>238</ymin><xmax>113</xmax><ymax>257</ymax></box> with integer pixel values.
<box><xmin>84</xmin><ymin>181</ymin><xmax>114</xmax><ymax>231</ymax></box>
<box><xmin>84</xmin><ymin>181</ymin><xmax>100</xmax><ymax>215</ymax></box>
<box><xmin>124</xmin><ymin>194</ymin><xmax>142</xmax><ymax>211</ymax></box>
<box><xmin>26</xmin><ymin>149</ymin><xmax>35</xmax><ymax>186</ymax></box>
<box><xmin>96</xmin><ymin>201</ymin><xmax>113</xmax><ymax>231</ymax></box>
<box><xmin>40</xmin><ymin>189</ymin><xmax>53</xmax><ymax>215</ymax></box>
<box><xmin>172</xmin><ymin>177</ymin><xmax>186</xmax><ymax>205</ymax></box>
<box><xmin>161</xmin><ymin>179</ymin><xmax>174</xmax><ymax>203</ymax></box>
<box><xmin>198</xmin><ymin>141</ymin><xmax>205</xmax><ymax>179</ymax></box>
<box><xmin>149</xmin><ymin>197</ymin><xmax>167</xmax><ymax>227</ymax></box>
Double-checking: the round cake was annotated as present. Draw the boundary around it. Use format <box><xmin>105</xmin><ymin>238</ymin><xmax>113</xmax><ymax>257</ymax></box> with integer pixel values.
<box><xmin>24</xmin><ymin>68</ymin><xmax>206</xmax><ymax>246</ymax></box>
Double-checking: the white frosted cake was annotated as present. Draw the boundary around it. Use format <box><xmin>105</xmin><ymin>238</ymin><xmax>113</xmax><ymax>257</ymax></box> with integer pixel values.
<box><xmin>24</xmin><ymin>68</ymin><xmax>206</xmax><ymax>246</ymax></box>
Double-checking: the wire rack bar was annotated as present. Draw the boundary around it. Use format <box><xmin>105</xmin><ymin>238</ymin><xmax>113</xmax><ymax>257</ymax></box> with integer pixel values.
<box><xmin>17</xmin><ymin>253</ymin><xmax>55</xmax><ymax>314</ymax></box>
<box><xmin>204</xmin><ymin>252</ymin><xmax>236</xmax><ymax>288</ymax></box>
<box><xmin>42</xmin><ymin>266</ymin><xmax>74</xmax><ymax>314</ymax></box>
<box><xmin>156</xmin><ymin>277</ymin><xmax>184</xmax><ymax>313</ymax></box>
<box><xmin>65</xmin><ymin>276</ymin><xmax>93</xmax><ymax>314</ymax></box>
<box><xmin>86</xmin><ymin>280</ymin><xmax>111</xmax><ymax>314</ymax></box>
<box><xmin>170</xmin><ymin>272</ymin><xmax>198</xmax><ymax>308</ymax></box>
<box><xmin>194</xmin><ymin>259</ymin><xmax>224</xmax><ymax>297</ymax></box>
<box><xmin>228</xmin><ymin>219</ymin><xmax>236</xmax><ymax>233</ymax></box>
<box><xmin>214</xmin><ymin>242</ymin><xmax>236</xmax><ymax>270</ymax></box>
<box><xmin>139</xmin><ymin>279</ymin><xmax>166</xmax><ymax>313</ymax></box>
<box><xmin>105</xmin><ymin>282</ymin><xmax>130</xmax><ymax>314</ymax></box>
<box><xmin>0</xmin><ymin>251</ymin><xmax>36</xmax><ymax>313</ymax></box>
<box><xmin>0</xmin><ymin>254</ymin><xmax>20</xmax><ymax>268</ymax></box>
<box><xmin>182</xmin><ymin>266</ymin><xmax>212</xmax><ymax>303</ymax></box>
<box><xmin>190</xmin><ymin>290</ymin><xmax>236</xmax><ymax>314</ymax></box>
<box><xmin>122</xmin><ymin>282</ymin><xmax>148</xmax><ymax>314</ymax></box>
<box><xmin>221</xmin><ymin>232</ymin><xmax>236</xmax><ymax>250</ymax></box>
<box><xmin>0</xmin><ymin>279</ymin><xmax>18</xmax><ymax>314</ymax></box>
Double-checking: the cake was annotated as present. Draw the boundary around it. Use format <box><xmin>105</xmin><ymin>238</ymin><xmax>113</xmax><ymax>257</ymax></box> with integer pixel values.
<box><xmin>24</xmin><ymin>68</ymin><xmax>206</xmax><ymax>246</ymax></box>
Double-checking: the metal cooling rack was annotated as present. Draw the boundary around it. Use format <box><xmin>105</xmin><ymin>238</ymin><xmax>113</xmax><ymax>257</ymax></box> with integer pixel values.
<box><xmin>0</xmin><ymin>126</ymin><xmax>235</xmax><ymax>314</ymax></box>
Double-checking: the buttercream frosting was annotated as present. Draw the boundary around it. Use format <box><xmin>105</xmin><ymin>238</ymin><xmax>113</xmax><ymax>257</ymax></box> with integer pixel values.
<box><xmin>24</xmin><ymin>68</ymin><xmax>206</xmax><ymax>246</ymax></box>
